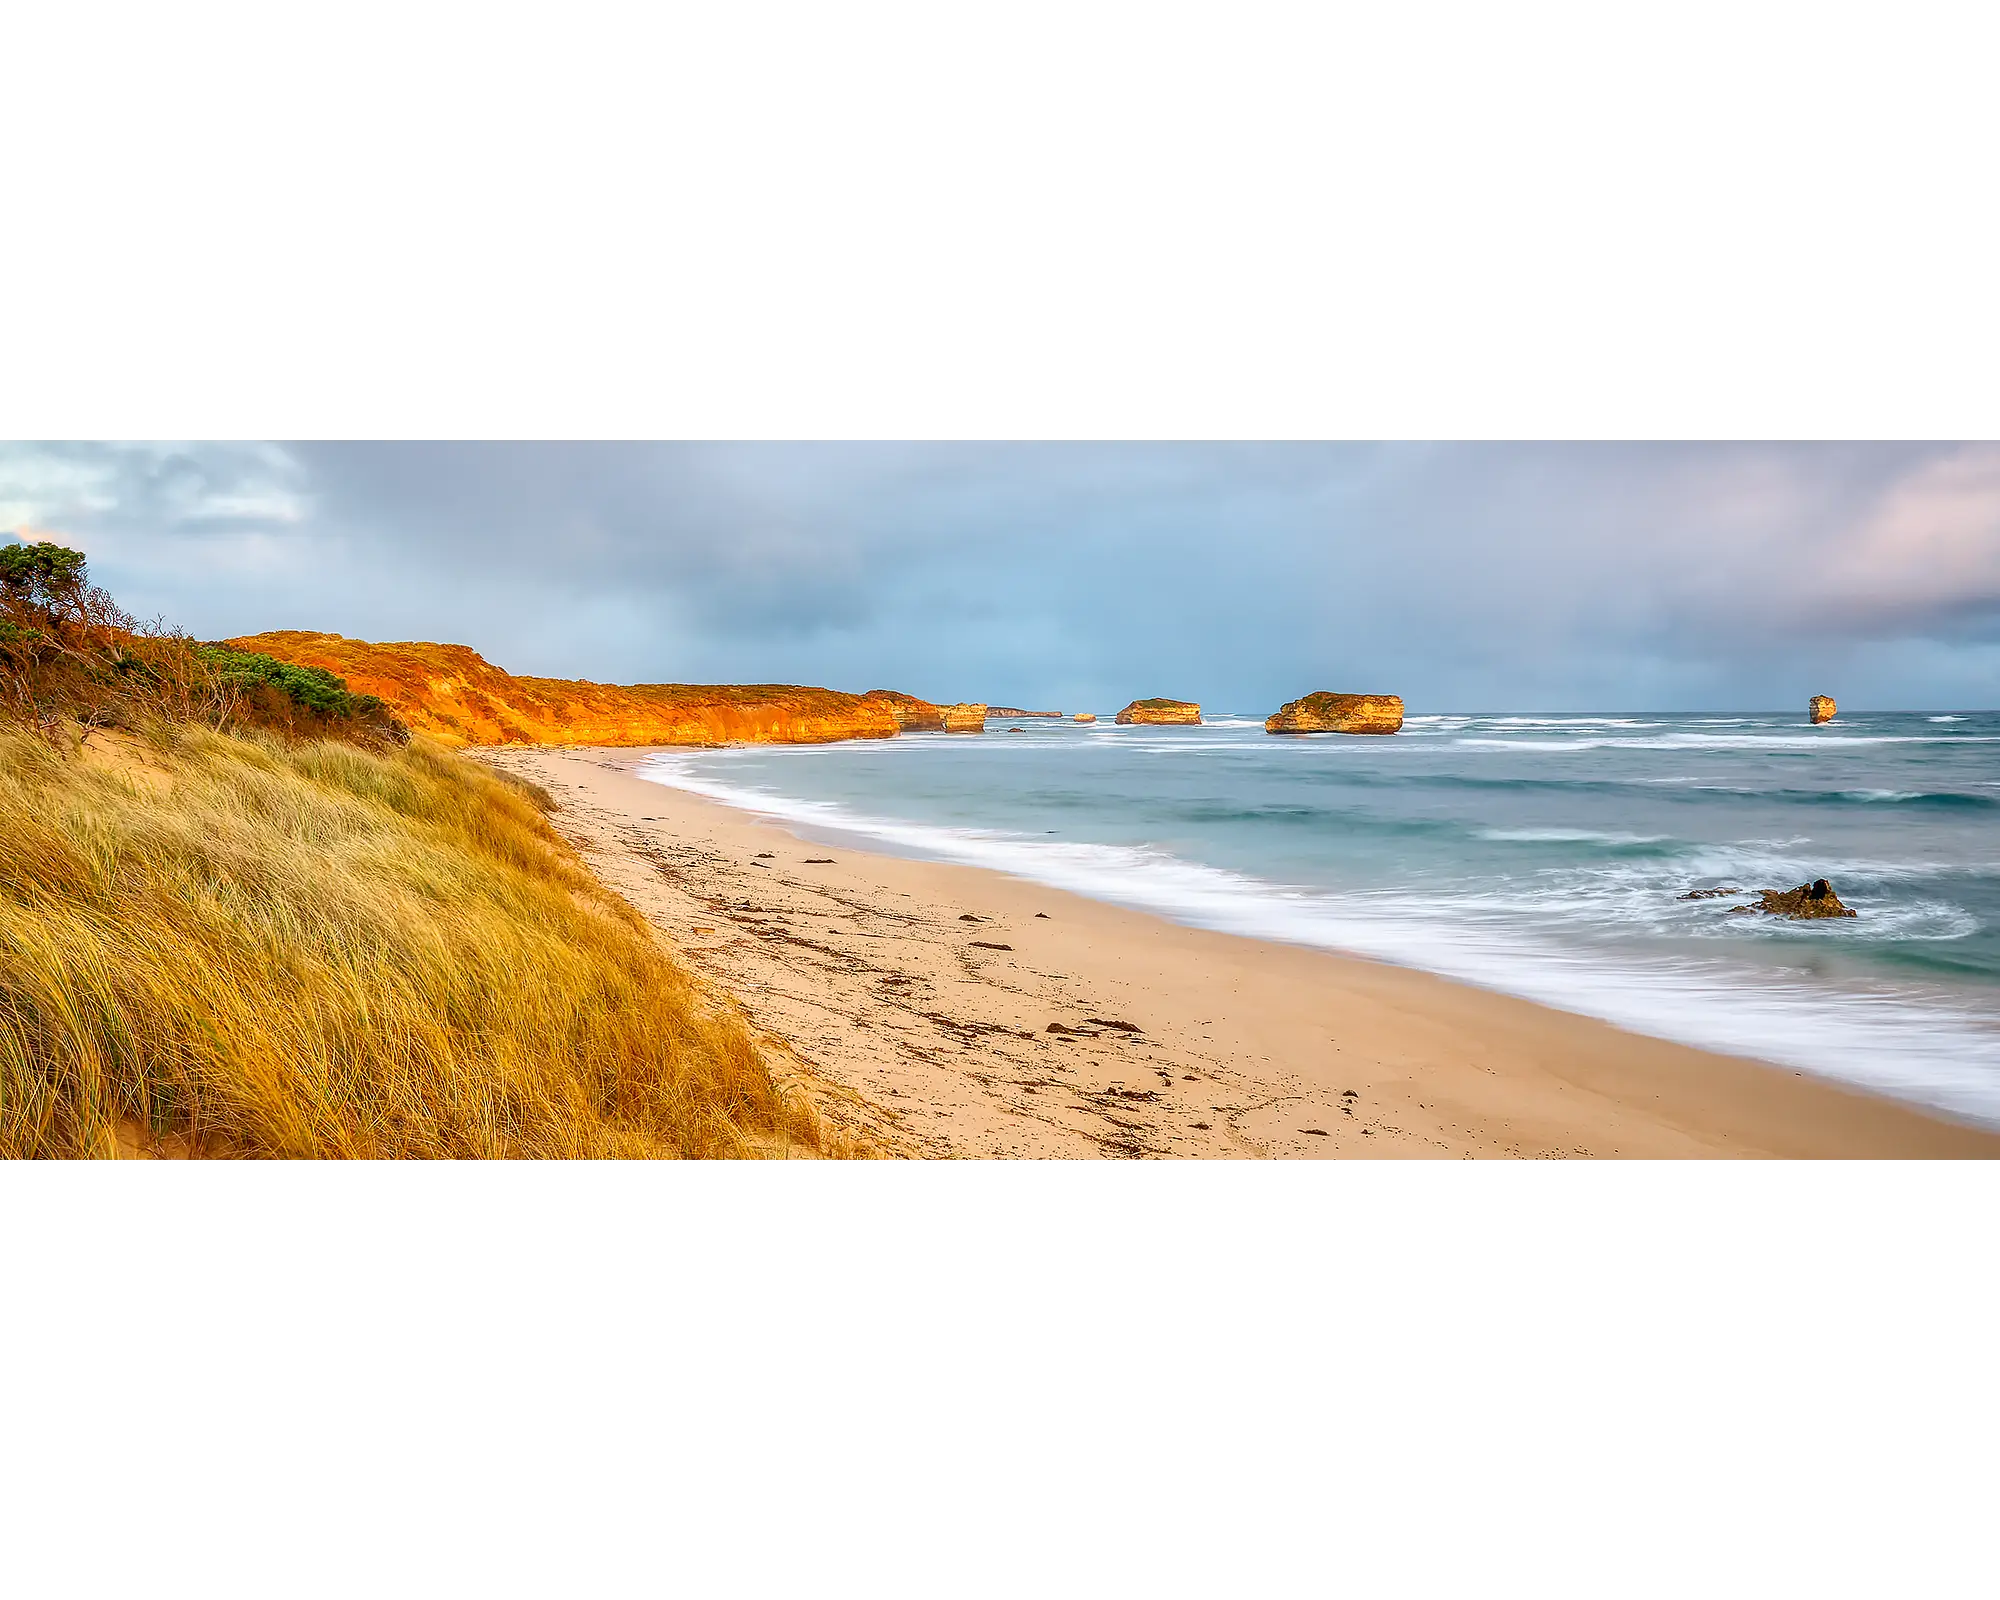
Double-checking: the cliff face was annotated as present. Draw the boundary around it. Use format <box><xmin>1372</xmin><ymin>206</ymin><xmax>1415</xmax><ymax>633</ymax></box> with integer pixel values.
<box><xmin>1114</xmin><ymin>698</ymin><xmax>1201</xmax><ymax>725</ymax></box>
<box><xmin>228</xmin><ymin>632</ymin><xmax>904</xmax><ymax>748</ymax></box>
<box><xmin>867</xmin><ymin>689</ymin><xmax>947</xmax><ymax>731</ymax></box>
<box><xmin>1808</xmin><ymin>695</ymin><xmax>1837</xmax><ymax>724</ymax></box>
<box><xmin>940</xmin><ymin>702</ymin><xmax>988</xmax><ymax>732</ymax></box>
<box><xmin>1265</xmin><ymin>692</ymin><xmax>1404</xmax><ymax>734</ymax></box>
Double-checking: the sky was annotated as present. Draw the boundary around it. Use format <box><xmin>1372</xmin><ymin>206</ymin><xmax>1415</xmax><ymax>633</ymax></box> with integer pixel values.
<box><xmin>2</xmin><ymin>441</ymin><xmax>1997</xmax><ymax>713</ymax></box>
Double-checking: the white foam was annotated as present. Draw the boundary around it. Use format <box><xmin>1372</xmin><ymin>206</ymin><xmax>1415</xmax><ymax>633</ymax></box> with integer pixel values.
<box><xmin>637</xmin><ymin>756</ymin><xmax>2000</xmax><ymax>1127</ymax></box>
<box><xmin>1478</xmin><ymin>828</ymin><xmax>1666</xmax><ymax>844</ymax></box>
<box><xmin>1454</xmin><ymin>733</ymin><xmax>2000</xmax><ymax>752</ymax></box>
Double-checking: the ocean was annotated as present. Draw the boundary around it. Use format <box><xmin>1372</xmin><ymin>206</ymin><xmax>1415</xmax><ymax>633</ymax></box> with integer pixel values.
<box><xmin>636</xmin><ymin>711</ymin><xmax>2000</xmax><ymax>1127</ymax></box>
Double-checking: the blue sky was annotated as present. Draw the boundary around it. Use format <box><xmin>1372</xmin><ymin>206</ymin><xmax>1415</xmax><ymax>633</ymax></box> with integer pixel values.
<box><xmin>3</xmin><ymin>441</ymin><xmax>1997</xmax><ymax>711</ymax></box>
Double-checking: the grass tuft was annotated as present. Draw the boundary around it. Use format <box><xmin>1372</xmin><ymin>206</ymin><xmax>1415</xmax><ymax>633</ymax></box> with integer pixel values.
<box><xmin>0</xmin><ymin>724</ymin><xmax>827</xmax><ymax>1158</ymax></box>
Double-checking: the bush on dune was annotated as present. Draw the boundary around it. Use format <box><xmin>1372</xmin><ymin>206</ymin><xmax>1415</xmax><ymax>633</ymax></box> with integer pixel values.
<box><xmin>193</xmin><ymin>645</ymin><xmax>403</xmax><ymax>741</ymax></box>
<box><xmin>0</xmin><ymin>538</ymin><xmax>405</xmax><ymax>746</ymax></box>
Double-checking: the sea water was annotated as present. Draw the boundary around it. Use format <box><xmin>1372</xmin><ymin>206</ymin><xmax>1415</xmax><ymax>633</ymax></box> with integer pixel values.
<box><xmin>637</xmin><ymin>711</ymin><xmax>2000</xmax><ymax>1126</ymax></box>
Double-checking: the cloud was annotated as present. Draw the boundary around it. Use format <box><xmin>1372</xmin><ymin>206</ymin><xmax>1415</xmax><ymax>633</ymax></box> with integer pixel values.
<box><xmin>1823</xmin><ymin>445</ymin><xmax>2000</xmax><ymax>627</ymax></box>
<box><xmin>2</xmin><ymin>441</ymin><xmax>1995</xmax><ymax>709</ymax></box>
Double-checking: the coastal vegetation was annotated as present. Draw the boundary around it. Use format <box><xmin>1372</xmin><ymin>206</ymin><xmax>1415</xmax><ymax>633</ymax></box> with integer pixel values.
<box><xmin>1</xmin><ymin>541</ymin><xmax>397</xmax><ymax>747</ymax></box>
<box><xmin>0</xmin><ymin>542</ymin><xmax>828</xmax><ymax>1158</ymax></box>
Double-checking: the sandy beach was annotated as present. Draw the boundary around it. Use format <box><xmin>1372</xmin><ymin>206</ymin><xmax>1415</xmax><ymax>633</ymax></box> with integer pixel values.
<box><xmin>481</xmin><ymin>746</ymin><xmax>2000</xmax><ymax>1159</ymax></box>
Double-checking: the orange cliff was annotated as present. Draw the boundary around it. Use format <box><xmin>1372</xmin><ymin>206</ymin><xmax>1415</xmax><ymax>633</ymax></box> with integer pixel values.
<box><xmin>228</xmin><ymin>631</ymin><xmax>918</xmax><ymax>748</ymax></box>
<box><xmin>868</xmin><ymin>689</ymin><xmax>948</xmax><ymax>731</ymax></box>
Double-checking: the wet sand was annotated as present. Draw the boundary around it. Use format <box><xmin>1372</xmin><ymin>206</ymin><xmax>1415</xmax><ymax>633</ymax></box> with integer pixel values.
<box><xmin>480</xmin><ymin>746</ymin><xmax>2000</xmax><ymax>1159</ymax></box>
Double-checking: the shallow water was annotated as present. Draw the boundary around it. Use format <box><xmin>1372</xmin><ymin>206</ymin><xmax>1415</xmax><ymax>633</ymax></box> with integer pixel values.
<box><xmin>637</xmin><ymin>711</ymin><xmax>2000</xmax><ymax>1126</ymax></box>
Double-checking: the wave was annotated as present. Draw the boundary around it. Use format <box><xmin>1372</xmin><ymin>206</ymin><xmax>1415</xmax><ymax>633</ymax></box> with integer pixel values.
<box><xmin>1148</xmin><ymin>764</ymin><xmax>2000</xmax><ymax>812</ymax></box>
<box><xmin>637</xmin><ymin>757</ymin><xmax>2000</xmax><ymax>1126</ymax></box>
<box><xmin>1478</xmin><ymin>828</ymin><xmax>1667</xmax><ymax>845</ymax></box>
<box><xmin>1831</xmin><ymin>788</ymin><xmax>1997</xmax><ymax>808</ymax></box>
<box><xmin>1453</xmin><ymin>733</ymin><xmax>2000</xmax><ymax>752</ymax></box>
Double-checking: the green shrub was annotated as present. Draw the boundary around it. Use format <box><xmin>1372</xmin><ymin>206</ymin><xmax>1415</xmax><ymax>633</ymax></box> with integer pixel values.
<box><xmin>195</xmin><ymin>646</ymin><xmax>386</xmax><ymax>719</ymax></box>
<box><xmin>0</xmin><ymin>539</ymin><xmax>403</xmax><ymax>745</ymax></box>
<box><xmin>0</xmin><ymin>541</ymin><xmax>88</xmax><ymax>610</ymax></box>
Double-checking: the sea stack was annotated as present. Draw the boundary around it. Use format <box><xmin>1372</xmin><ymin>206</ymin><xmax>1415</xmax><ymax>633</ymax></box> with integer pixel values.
<box><xmin>1073</xmin><ymin>712</ymin><xmax>1097</xmax><ymax>723</ymax></box>
<box><xmin>1264</xmin><ymin>692</ymin><xmax>1404</xmax><ymax>735</ymax></box>
<box><xmin>1808</xmin><ymin>695</ymin><xmax>1837</xmax><ymax>724</ymax></box>
<box><xmin>941</xmin><ymin>702</ymin><xmax>988</xmax><ymax>733</ymax></box>
<box><xmin>1115</xmin><ymin>698</ymin><xmax>1201</xmax><ymax>725</ymax></box>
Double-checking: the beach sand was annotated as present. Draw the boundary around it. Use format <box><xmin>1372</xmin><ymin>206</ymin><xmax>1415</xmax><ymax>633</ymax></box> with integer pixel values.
<box><xmin>481</xmin><ymin>746</ymin><xmax>2000</xmax><ymax>1159</ymax></box>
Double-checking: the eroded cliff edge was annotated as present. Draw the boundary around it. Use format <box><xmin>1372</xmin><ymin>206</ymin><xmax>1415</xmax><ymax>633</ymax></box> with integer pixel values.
<box><xmin>231</xmin><ymin>631</ymin><xmax>913</xmax><ymax>747</ymax></box>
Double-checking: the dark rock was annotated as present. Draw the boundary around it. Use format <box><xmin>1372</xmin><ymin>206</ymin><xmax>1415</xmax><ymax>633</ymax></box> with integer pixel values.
<box><xmin>1085</xmin><ymin>1018</ymin><xmax>1142</xmax><ymax>1033</ymax></box>
<box><xmin>969</xmin><ymin>940</ymin><xmax>1013</xmax><ymax>950</ymax></box>
<box><xmin>1678</xmin><ymin>887</ymin><xmax>1744</xmax><ymax>900</ymax></box>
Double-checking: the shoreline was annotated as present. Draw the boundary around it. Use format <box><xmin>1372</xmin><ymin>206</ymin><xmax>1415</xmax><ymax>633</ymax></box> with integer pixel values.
<box><xmin>482</xmin><ymin>745</ymin><xmax>1999</xmax><ymax>1158</ymax></box>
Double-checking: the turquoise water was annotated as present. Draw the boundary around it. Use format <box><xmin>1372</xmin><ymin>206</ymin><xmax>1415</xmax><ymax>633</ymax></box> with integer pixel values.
<box><xmin>638</xmin><ymin>711</ymin><xmax>2000</xmax><ymax>1126</ymax></box>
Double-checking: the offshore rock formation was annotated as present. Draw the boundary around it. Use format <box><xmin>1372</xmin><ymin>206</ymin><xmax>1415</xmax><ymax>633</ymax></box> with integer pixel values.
<box><xmin>229</xmin><ymin>632</ymin><xmax>904</xmax><ymax>748</ymax></box>
<box><xmin>987</xmin><ymin>707</ymin><xmax>1063</xmax><ymax>718</ymax></box>
<box><xmin>1808</xmin><ymin>695</ymin><xmax>1837</xmax><ymax>724</ymax></box>
<box><xmin>1265</xmin><ymin>692</ymin><xmax>1404</xmax><ymax>735</ymax></box>
<box><xmin>867</xmin><ymin>689</ymin><xmax>946</xmax><ymax>731</ymax></box>
<box><xmin>1741</xmin><ymin>880</ymin><xmax>1858</xmax><ymax>919</ymax></box>
<box><xmin>1073</xmin><ymin>712</ymin><xmax>1097</xmax><ymax>723</ymax></box>
<box><xmin>941</xmin><ymin>703</ymin><xmax>988</xmax><ymax>733</ymax></box>
<box><xmin>1115</xmin><ymin>698</ymin><xmax>1201</xmax><ymax>725</ymax></box>
<box><xmin>1684</xmin><ymin>880</ymin><xmax>1857</xmax><ymax>919</ymax></box>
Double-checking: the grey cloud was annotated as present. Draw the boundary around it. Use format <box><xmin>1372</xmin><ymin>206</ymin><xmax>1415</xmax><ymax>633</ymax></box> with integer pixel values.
<box><xmin>2</xmin><ymin>441</ymin><xmax>1996</xmax><ymax>710</ymax></box>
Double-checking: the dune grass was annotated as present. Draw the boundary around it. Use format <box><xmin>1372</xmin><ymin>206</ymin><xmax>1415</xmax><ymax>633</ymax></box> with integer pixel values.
<box><xmin>0</xmin><ymin>723</ymin><xmax>828</xmax><ymax>1158</ymax></box>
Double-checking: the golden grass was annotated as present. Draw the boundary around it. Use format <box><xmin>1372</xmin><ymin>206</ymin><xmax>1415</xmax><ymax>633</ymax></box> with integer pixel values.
<box><xmin>0</xmin><ymin>724</ymin><xmax>829</xmax><ymax>1158</ymax></box>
